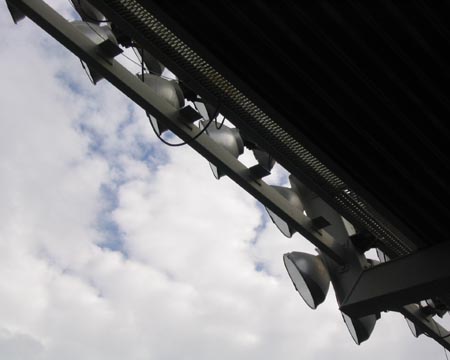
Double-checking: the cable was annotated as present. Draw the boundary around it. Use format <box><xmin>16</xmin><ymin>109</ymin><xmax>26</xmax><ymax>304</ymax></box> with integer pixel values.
<box><xmin>192</xmin><ymin>101</ymin><xmax>225</xmax><ymax>130</ymax></box>
<box><xmin>131</xmin><ymin>45</ymin><xmax>173</xmax><ymax>79</ymax></box>
<box><xmin>81</xmin><ymin>22</ymin><xmax>151</xmax><ymax>74</ymax></box>
<box><xmin>215</xmin><ymin>114</ymin><xmax>226</xmax><ymax>129</ymax></box>
<box><xmin>121</xmin><ymin>52</ymin><xmax>143</xmax><ymax>68</ymax></box>
<box><xmin>147</xmin><ymin>112</ymin><xmax>214</xmax><ymax>147</ymax></box>
<box><xmin>132</xmin><ymin>46</ymin><xmax>144</xmax><ymax>68</ymax></box>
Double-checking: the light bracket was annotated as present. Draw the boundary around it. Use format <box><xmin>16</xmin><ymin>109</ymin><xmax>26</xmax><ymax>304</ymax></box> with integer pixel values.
<box><xmin>97</xmin><ymin>38</ymin><xmax>123</xmax><ymax>64</ymax></box>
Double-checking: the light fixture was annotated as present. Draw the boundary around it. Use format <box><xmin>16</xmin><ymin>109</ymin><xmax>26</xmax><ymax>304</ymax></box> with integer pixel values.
<box><xmin>194</xmin><ymin>101</ymin><xmax>218</xmax><ymax>121</ymax></box>
<box><xmin>138</xmin><ymin>48</ymin><xmax>165</xmax><ymax>76</ymax></box>
<box><xmin>424</xmin><ymin>299</ymin><xmax>447</xmax><ymax>318</ymax></box>
<box><xmin>71</xmin><ymin>0</ymin><xmax>106</xmax><ymax>23</ymax></box>
<box><xmin>71</xmin><ymin>21</ymin><xmax>121</xmax><ymax>84</ymax></box>
<box><xmin>202</xmin><ymin>123</ymin><xmax>244</xmax><ymax>179</ymax></box>
<box><xmin>6</xmin><ymin>1</ymin><xmax>25</xmax><ymax>24</ymax></box>
<box><xmin>405</xmin><ymin>300</ymin><xmax>446</xmax><ymax>338</ymax></box>
<box><xmin>253</xmin><ymin>148</ymin><xmax>276</xmax><ymax>173</ymax></box>
<box><xmin>283</xmin><ymin>179</ymin><xmax>380</xmax><ymax>345</ymax></box>
<box><xmin>376</xmin><ymin>248</ymin><xmax>390</xmax><ymax>263</ymax></box>
<box><xmin>406</xmin><ymin>318</ymin><xmax>423</xmax><ymax>338</ymax></box>
<box><xmin>283</xmin><ymin>252</ymin><xmax>330</xmax><ymax>309</ymax></box>
<box><xmin>266</xmin><ymin>177</ymin><xmax>304</xmax><ymax>237</ymax></box>
<box><xmin>342</xmin><ymin>313</ymin><xmax>377</xmax><ymax>345</ymax></box>
<box><xmin>140</xmin><ymin>73</ymin><xmax>185</xmax><ymax>135</ymax></box>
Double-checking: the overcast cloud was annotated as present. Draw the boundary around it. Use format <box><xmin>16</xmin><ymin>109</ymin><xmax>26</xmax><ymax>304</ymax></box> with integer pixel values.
<box><xmin>0</xmin><ymin>1</ymin><xmax>448</xmax><ymax>359</ymax></box>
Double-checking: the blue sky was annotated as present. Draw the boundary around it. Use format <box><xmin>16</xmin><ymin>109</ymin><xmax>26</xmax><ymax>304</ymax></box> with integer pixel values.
<box><xmin>0</xmin><ymin>1</ymin><xmax>448</xmax><ymax>359</ymax></box>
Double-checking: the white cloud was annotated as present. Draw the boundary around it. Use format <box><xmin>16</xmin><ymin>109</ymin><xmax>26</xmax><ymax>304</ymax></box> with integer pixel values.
<box><xmin>0</xmin><ymin>2</ymin><xmax>447</xmax><ymax>360</ymax></box>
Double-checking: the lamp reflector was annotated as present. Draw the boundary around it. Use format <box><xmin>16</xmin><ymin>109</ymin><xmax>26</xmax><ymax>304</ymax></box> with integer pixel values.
<box><xmin>71</xmin><ymin>21</ymin><xmax>119</xmax><ymax>84</ymax></box>
<box><xmin>406</xmin><ymin>318</ymin><xmax>423</xmax><ymax>338</ymax></box>
<box><xmin>6</xmin><ymin>1</ymin><xmax>25</xmax><ymax>23</ymax></box>
<box><xmin>138</xmin><ymin>49</ymin><xmax>164</xmax><ymax>76</ymax></box>
<box><xmin>376</xmin><ymin>248</ymin><xmax>390</xmax><ymax>263</ymax></box>
<box><xmin>284</xmin><ymin>252</ymin><xmax>330</xmax><ymax>309</ymax></box>
<box><xmin>342</xmin><ymin>313</ymin><xmax>377</xmax><ymax>345</ymax></box>
<box><xmin>267</xmin><ymin>179</ymin><xmax>304</xmax><ymax>237</ymax></box>
<box><xmin>141</xmin><ymin>73</ymin><xmax>184</xmax><ymax>110</ymax></box>
<box><xmin>267</xmin><ymin>209</ymin><xmax>293</xmax><ymax>237</ymax></box>
<box><xmin>209</xmin><ymin>163</ymin><xmax>220</xmax><ymax>179</ymax></box>
<box><xmin>253</xmin><ymin>148</ymin><xmax>276</xmax><ymax>172</ymax></box>
<box><xmin>140</xmin><ymin>74</ymin><xmax>185</xmax><ymax>135</ymax></box>
<box><xmin>203</xmin><ymin>124</ymin><xmax>244</xmax><ymax>179</ymax></box>
<box><xmin>194</xmin><ymin>101</ymin><xmax>218</xmax><ymax>121</ymax></box>
<box><xmin>71</xmin><ymin>0</ymin><xmax>106</xmax><ymax>22</ymax></box>
<box><xmin>148</xmin><ymin>114</ymin><xmax>164</xmax><ymax>136</ymax></box>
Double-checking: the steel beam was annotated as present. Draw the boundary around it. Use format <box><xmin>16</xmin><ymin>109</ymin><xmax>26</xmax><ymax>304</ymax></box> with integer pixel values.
<box><xmin>8</xmin><ymin>0</ymin><xmax>345</xmax><ymax>264</ymax></box>
<box><xmin>400</xmin><ymin>304</ymin><xmax>450</xmax><ymax>350</ymax></box>
<box><xmin>340</xmin><ymin>241</ymin><xmax>450</xmax><ymax>317</ymax></box>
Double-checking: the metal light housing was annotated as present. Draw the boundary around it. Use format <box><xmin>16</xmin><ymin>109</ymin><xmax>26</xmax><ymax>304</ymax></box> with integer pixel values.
<box><xmin>6</xmin><ymin>1</ymin><xmax>25</xmax><ymax>23</ymax></box>
<box><xmin>194</xmin><ymin>101</ymin><xmax>218</xmax><ymax>121</ymax></box>
<box><xmin>203</xmin><ymin>124</ymin><xmax>244</xmax><ymax>179</ymax></box>
<box><xmin>266</xmin><ymin>177</ymin><xmax>304</xmax><ymax>237</ymax></box>
<box><xmin>71</xmin><ymin>0</ymin><xmax>105</xmax><ymax>22</ymax></box>
<box><xmin>253</xmin><ymin>148</ymin><xmax>276</xmax><ymax>173</ymax></box>
<box><xmin>139</xmin><ymin>48</ymin><xmax>164</xmax><ymax>76</ymax></box>
<box><xmin>342</xmin><ymin>313</ymin><xmax>377</xmax><ymax>345</ymax></box>
<box><xmin>376</xmin><ymin>248</ymin><xmax>390</xmax><ymax>263</ymax></box>
<box><xmin>284</xmin><ymin>252</ymin><xmax>330</xmax><ymax>309</ymax></box>
<box><xmin>141</xmin><ymin>73</ymin><xmax>185</xmax><ymax>135</ymax></box>
<box><xmin>406</xmin><ymin>318</ymin><xmax>423</xmax><ymax>338</ymax></box>
<box><xmin>71</xmin><ymin>21</ymin><xmax>119</xmax><ymax>84</ymax></box>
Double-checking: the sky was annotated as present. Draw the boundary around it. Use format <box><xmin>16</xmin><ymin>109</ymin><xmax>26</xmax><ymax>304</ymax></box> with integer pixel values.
<box><xmin>0</xmin><ymin>1</ymin><xmax>448</xmax><ymax>359</ymax></box>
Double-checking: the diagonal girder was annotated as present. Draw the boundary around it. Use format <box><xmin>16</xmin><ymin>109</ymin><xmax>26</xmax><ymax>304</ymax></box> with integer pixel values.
<box><xmin>8</xmin><ymin>0</ymin><xmax>345</xmax><ymax>264</ymax></box>
<box><xmin>341</xmin><ymin>241</ymin><xmax>450</xmax><ymax>317</ymax></box>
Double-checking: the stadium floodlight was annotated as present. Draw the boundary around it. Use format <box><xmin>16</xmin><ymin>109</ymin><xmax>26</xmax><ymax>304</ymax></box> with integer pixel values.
<box><xmin>325</xmin><ymin>238</ymin><xmax>379</xmax><ymax>345</ymax></box>
<box><xmin>138</xmin><ymin>48</ymin><xmax>165</xmax><ymax>76</ymax></box>
<box><xmin>266</xmin><ymin>177</ymin><xmax>304</xmax><ymax>237</ymax></box>
<box><xmin>70</xmin><ymin>0</ymin><xmax>106</xmax><ymax>23</ymax></box>
<box><xmin>283</xmin><ymin>179</ymin><xmax>379</xmax><ymax>344</ymax></box>
<box><xmin>376</xmin><ymin>248</ymin><xmax>390</xmax><ymax>263</ymax></box>
<box><xmin>6</xmin><ymin>0</ymin><xmax>25</xmax><ymax>23</ymax></box>
<box><xmin>424</xmin><ymin>299</ymin><xmax>447</xmax><ymax>318</ymax></box>
<box><xmin>71</xmin><ymin>21</ymin><xmax>121</xmax><ymax>84</ymax></box>
<box><xmin>252</xmin><ymin>148</ymin><xmax>276</xmax><ymax>173</ymax></box>
<box><xmin>342</xmin><ymin>313</ymin><xmax>378</xmax><ymax>345</ymax></box>
<box><xmin>283</xmin><ymin>252</ymin><xmax>330</xmax><ymax>309</ymax></box>
<box><xmin>140</xmin><ymin>73</ymin><xmax>185</xmax><ymax>135</ymax></box>
<box><xmin>405</xmin><ymin>300</ymin><xmax>447</xmax><ymax>338</ymax></box>
<box><xmin>406</xmin><ymin>318</ymin><xmax>423</xmax><ymax>338</ymax></box>
<box><xmin>141</xmin><ymin>73</ymin><xmax>184</xmax><ymax>109</ymax></box>
<box><xmin>202</xmin><ymin>124</ymin><xmax>244</xmax><ymax>179</ymax></box>
<box><xmin>194</xmin><ymin>101</ymin><xmax>218</xmax><ymax>121</ymax></box>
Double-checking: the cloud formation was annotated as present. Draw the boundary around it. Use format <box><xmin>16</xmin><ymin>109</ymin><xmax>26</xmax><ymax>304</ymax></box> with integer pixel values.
<box><xmin>0</xmin><ymin>1</ymin><xmax>447</xmax><ymax>359</ymax></box>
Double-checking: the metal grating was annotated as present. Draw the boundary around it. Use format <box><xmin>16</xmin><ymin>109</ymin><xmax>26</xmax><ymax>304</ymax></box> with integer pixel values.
<box><xmin>102</xmin><ymin>0</ymin><xmax>415</xmax><ymax>256</ymax></box>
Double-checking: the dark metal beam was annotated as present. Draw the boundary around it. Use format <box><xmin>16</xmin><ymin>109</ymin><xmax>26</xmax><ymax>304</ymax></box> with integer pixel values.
<box><xmin>400</xmin><ymin>304</ymin><xmax>450</xmax><ymax>350</ymax></box>
<box><xmin>340</xmin><ymin>241</ymin><xmax>450</xmax><ymax>317</ymax></box>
